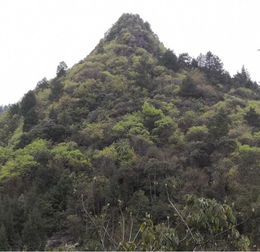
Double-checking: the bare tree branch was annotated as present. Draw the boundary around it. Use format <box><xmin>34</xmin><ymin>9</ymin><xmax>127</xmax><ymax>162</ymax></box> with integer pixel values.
<box><xmin>81</xmin><ymin>194</ymin><xmax>117</xmax><ymax>249</ymax></box>
<box><xmin>165</xmin><ymin>185</ymin><xmax>196</xmax><ymax>244</ymax></box>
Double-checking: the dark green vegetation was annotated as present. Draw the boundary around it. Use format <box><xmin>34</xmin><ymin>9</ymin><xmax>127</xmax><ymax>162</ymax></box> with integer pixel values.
<box><xmin>0</xmin><ymin>105</ymin><xmax>10</xmax><ymax>115</ymax></box>
<box><xmin>0</xmin><ymin>14</ymin><xmax>259</xmax><ymax>250</ymax></box>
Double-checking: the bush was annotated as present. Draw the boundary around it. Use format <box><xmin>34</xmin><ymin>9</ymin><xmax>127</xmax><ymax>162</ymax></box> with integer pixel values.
<box><xmin>185</xmin><ymin>125</ymin><xmax>208</xmax><ymax>142</ymax></box>
<box><xmin>179</xmin><ymin>77</ymin><xmax>203</xmax><ymax>98</ymax></box>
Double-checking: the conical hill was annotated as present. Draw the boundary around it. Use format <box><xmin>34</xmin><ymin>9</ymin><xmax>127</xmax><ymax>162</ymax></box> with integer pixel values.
<box><xmin>0</xmin><ymin>13</ymin><xmax>259</xmax><ymax>250</ymax></box>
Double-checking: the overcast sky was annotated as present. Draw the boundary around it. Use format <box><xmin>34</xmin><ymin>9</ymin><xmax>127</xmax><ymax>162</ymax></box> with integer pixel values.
<box><xmin>0</xmin><ymin>0</ymin><xmax>260</xmax><ymax>105</ymax></box>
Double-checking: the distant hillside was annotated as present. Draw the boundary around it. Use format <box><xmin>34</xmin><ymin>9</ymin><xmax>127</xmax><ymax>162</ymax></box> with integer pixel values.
<box><xmin>0</xmin><ymin>105</ymin><xmax>10</xmax><ymax>114</ymax></box>
<box><xmin>0</xmin><ymin>14</ymin><xmax>259</xmax><ymax>251</ymax></box>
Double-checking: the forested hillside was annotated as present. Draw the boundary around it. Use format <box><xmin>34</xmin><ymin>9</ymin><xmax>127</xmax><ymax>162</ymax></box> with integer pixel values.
<box><xmin>0</xmin><ymin>105</ymin><xmax>10</xmax><ymax>115</ymax></box>
<box><xmin>0</xmin><ymin>14</ymin><xmax>259</xmax><ymax>250</ymax></box>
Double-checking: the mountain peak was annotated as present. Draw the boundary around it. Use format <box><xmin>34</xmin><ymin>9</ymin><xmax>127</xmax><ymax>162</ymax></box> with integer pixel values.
<box><xmin>95</xmin><ymin>13</ymin><xmax>164</xmax><ymax>56</ymax></box>
<box><xmin>105</xmin><ymin>13</ymin><xmax>152</xmax><ymax>40</ymax></box>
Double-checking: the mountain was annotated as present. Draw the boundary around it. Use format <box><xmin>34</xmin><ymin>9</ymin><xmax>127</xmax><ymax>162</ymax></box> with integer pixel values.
<box><xmin>0</xmin><ymin>13</ymin><xmax>259</xmax><ymax>250</ymax></box>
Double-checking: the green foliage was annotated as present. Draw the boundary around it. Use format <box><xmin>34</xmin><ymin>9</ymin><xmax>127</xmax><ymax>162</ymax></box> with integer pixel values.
<box><xmin>56</xmin><ymin>61</ymin><xmax>68</xmax><ymax>77</ymax></box>
<box><xmin>0</xmin><ymin>13</ymin><xmax>259</xmax><ymax>251</ymax></box>
<box><xmin>19</xmin><ymin>91</ymin><xmax>39</xmax><ymax>132</ymax></box>
<box><xmin>0</xmin><ymin>224</ymin><xmax>9</xmax><ymax>250</ymax></box>
<box><xmin>0</xmin><ymin>153</ymin><xmax>37</xmax><ymax>180</ymax></box>
<box><xmin>230</xmin><ymin>87</ymin><xmax>258</xmax><ymax>99</ymax></box>
<box><xmin>233</xmin><ymin>66</ymin><xmax>256</xmax><ymax>89</ymax></box>
<box><xmin>160</xmin><ymin>49</ymin><xmax>178</xmax><ymax>71</ymax></box>
<box><xmin>130</xmin><ymin>53</ymin><xmax>154</xmax><ymax>89</ymax></box>
<box><xmin>0</xmin><ymin>139</ymin><xmax>49</xmax><ymax>180</ymax></box>
<box><xmin>244</xmin><ymin>107</ymin><xmax>260</xmax><ymax>127</ymax></box>
<box><xmin>51</xmin><ymin>142</ymin><xmax>90</xmax><ymax>171</ymax></box>
<box><xmin>0</xmin><ymin>111</ymin><xmax>21</xmax><ymax>146</ymax></box>
<box><xmin>253</xmin><ymin>131</ymin><xmax>260</xmax><ymax>146</ymax></box>
<box><xmin>115</xmin><ymin>139</ymin><xmax>137</xmax><ymax>166</ymax></box>
<box><xmin>118</xmin><ymin>214</ymin><xmax>179</xmax><ymax>251</ymax></box>
<box><xmin>49</xmin><ymin>80</ymin><xmax>64</xmax><ymax>101</ymax></box>
<box><xmin>8</xmin><ymin>117</ymin><xmax>23</xmax><ymax>147</ymax></box>
<box><xmin>179</xmin><ymin>76</ymin><xmax>201</xmax><ymax>98</ymax></box>
<box><xmin>0</xmin><ymin>105</ymin><xmax>10</xmax><ymax>115</ymax></box>
<box><xmin>183</xmin><ymin>195</ymin><xmax>250</xmax><ymax>250</ymax></box>
<box><xmin>208</xmin><ymin>109</ymin><xmax>230</xmax><ymax>139</ymax></box>
<box><xmin>178</xmin><ymin>110</ymin><xmax>197</xmax><ymax>132</ymax></box>
<box><xmin>81</xmin><ymin>122</ymin><xmax>105</xmax><ymax>146</ymax></box>
<box><xmin>20</xmin><ymin>90</ymin><xmax>37</xmax><ymax>116</ymax></box>
<box><xmin>236</xmin><ymin>144</ymin><xmax>260</xmax><ymax>167</ymax></box>
<box><xmin>104</xmin><ymin>13</ymin><xmax>163</xmax><ymax>55</ymax></box>
<box><xmin>23</xmin><ymin>108</ymin><xmax>38</xmax><ymax>132</ymax></box>
<box><xmin>0</xmin><ymin>146</ymin><xmax>12</xmax><ymax>165</ymax></box>
<box><xmin>141</xmin><ymin>101</ymin><xmax>163</xmax><ymax>130</ymax></box>
<box><xmin>22</xmin><ymin>208</ymin><xmax>46</xmax><ymax>250</ymax></box>
<box><xmin>113</xmin><ymin>113</ymin><xmax>149</xmax><ymax>138</ymax></box>
<box><xmin>185</xmin><ymin>125</ymin><xmax>208</xmax><ymax>142</ymax></box>
<box><xmin>36</xmin><ymin>77</ymin><xmax>49</xmax><ymax>91</ymax></box>
<box><xmin>179</xmin><ymin>70</ymin><xmax>219</xmax><ymax>100</ymax></box>
<box><xmin>19</xmin><ymin>120</ymin><xmax>67</xmax><ymax>145</ymax></box>
<box><xmin>197</xmin><ymin>51</ymin><xmax>223</xmax><ymax>74</ymax></box>
<box><xmin>152</xmin><ymin>116</ymin><xmax>176</xmax><ymax>143</ymax></box>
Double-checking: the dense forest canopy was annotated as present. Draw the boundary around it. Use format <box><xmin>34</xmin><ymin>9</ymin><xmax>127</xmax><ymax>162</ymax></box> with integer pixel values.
<box><xmin>0</xmin><ymin>14</ymin><xmax>259</xmax><ymax>250</ymax></box>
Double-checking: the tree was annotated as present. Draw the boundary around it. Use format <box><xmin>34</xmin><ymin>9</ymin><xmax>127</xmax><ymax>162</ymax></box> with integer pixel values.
<box><xmin>0</xmin><ymin>224</ymin><xmax>9</xmax><ymax>250</ymax></box>
<box><xmin>197</xmin><ymin>51</ymin><xmax>225</xmax><ymax>84</ymax></box>
<box><xmin>185</xmin><ymin>125</ymin><xmax>208</xmax><ymax>142</ymax></box>
<box><xmin>23</xmin><ymin>108</ymin><xmax>38</xmax><ymax>132</ymax></box>
<box><xmin>244</xmin><ymin>107</ymin><xmax>260</xmax><ymax>127</ymax></box>
<box><xmin>36</xmin><ymin>77</ymin><xmax>49</xmax><ymax>90</ymax></box>
<box><xmin>56</xmin><ymin>61</ymin><xmax>68</xmax><ymax>77</ymax></box>
<box><xmin>181</xmin><ymin>195</ymin><xmax>250</xmax><ymax>250</ymax></box>
<box><xmin>197</xmin><ymin>51</ymin><xmax>223</xmax><ymax>72</ymax></box>
<box><xmin>22</xmin><ymin>208</ymin><xmax>46</xmax><ymax>250</ymax></box>
<box><xmin>20</xmin><ymin>90</ymin><xmax>38</xmax><ymax>131</ymax></box>
<box><xmin>233</xmin><ymin>66</ymin><xmax>256</xmax><ymax>89</ymax></box>
<box><xmin>179</xmin><ymin>76</ymin><xmax>203</xmax><ymax>98</ymax></box>
<box><xmin>49</xmin><ymin>80</ymin><xmax>63</xmax><ymax>101</ymax></box>
<box><xmin>20</xmin><ymin>90</ymin><xmax>37</xmax><ymax>116</ymax></box>
<box><xmin>177</xmin><ymin>53</ymin><xmax>192</xmax><ymax>69</ymax></box>
<box><xmin>9</xmin><ymin>103</ymin><xmax>20</xmax><ymax>115</ymax></box>
<box><xmin>133</xmin><ymin>54</ymin><xmax>153</xmax><ymax>89</ymax></box>
<box><xmin>208</xmin><ymin>109</ymin><xmax>230</xmax><ymax>139</ymax></box>
<box><xmin>160</xmin><ymin>49</ymin><xmax>178</xmax><ymax>71</ymax></box>
<box><xmin>152</xmin><ymin>116</ymin><xmax>176</xmax><ymax>143</ymax></box>
<box><xmin>141</xmin><ymin>102</ymin><xmax>163</xmax><ymax>131</ymax></box>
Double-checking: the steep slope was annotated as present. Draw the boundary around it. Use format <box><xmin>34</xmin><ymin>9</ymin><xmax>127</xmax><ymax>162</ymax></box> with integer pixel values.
<box><xmin>0</xmin><ymin>14</ymin><xmax>259</xmax><ymax>250</ymax></box>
